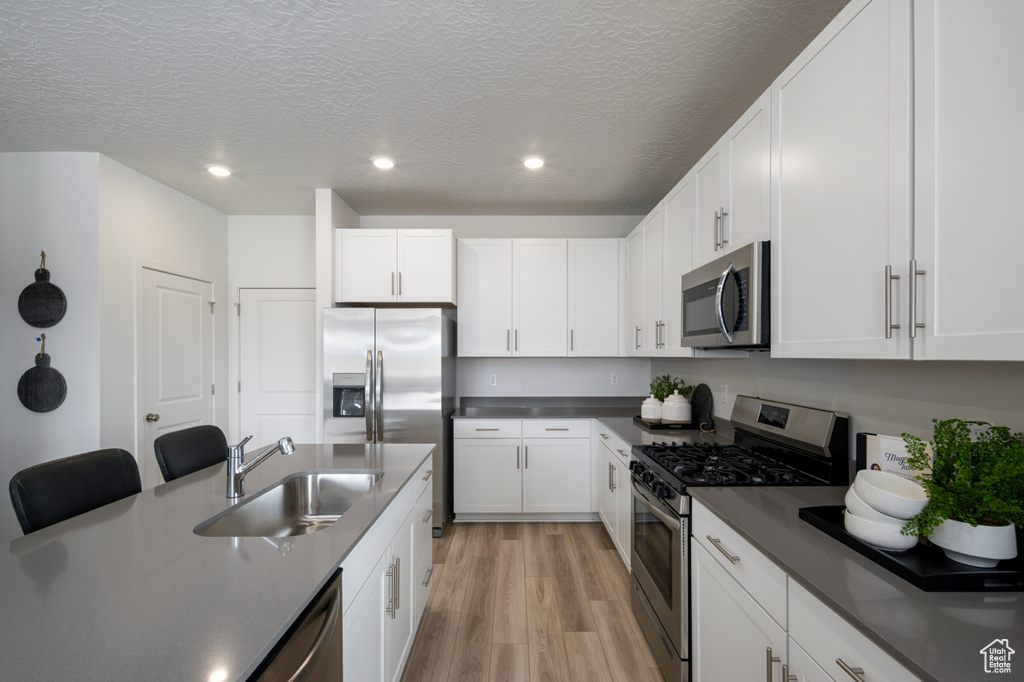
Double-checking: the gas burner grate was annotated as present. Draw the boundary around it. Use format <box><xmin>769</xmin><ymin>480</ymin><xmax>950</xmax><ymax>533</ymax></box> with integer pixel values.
<box><xmin>635</xmin><ymin>442</ymin><xmax>817</xmax><ymax>487</ymax></box>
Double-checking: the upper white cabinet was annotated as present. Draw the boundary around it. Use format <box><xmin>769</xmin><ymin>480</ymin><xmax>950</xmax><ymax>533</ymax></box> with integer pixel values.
<box><xmin>458</xmin><ymin>238</ymin><xmax>620</xmax><ymax>357</ymax></box>
<box><xmin>661</xmin><ymin>171</ymin><xmax>695</xmax><ymax>358</ymax></box>
<box><xmin>771</xmin><ymin>0</ymin><xmax>913</xmax><ymax>359</ymax></box>
<box><xmin>913</xmin><ymin>0</ymin><xmax>1024</xmax><ymax>360</ymax></box>
<box><xmin>693</xmin><ymin>89</ymin><xmax>771</xmax><ymax>268</ymax></box>
<box><xmin>513</xmin><ymin>239</ymin><xmax>568</xmax><ymax>356</ymax></box>
<box><xmin>336</xmin><ymin>229</ymin><xmax>455</xmax><ymax>305</ymax></box>
<box><xmin>568</xmin><ymin>239</ymin><xmax>621</xmax><ymax>356</ymax></box>
<box><xmin>625</xmin><ymin>226</ymin><xmax>644</xmax><ymax>356</ymax></box>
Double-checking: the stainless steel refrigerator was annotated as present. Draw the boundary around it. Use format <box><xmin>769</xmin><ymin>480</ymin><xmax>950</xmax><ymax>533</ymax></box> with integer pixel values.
<box><xmin>323</xmin><ymin>307</ymin><xmax>455</xmax><ymax>536</ymax></box>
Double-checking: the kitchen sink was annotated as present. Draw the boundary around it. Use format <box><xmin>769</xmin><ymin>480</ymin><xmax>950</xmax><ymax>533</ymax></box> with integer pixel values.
<box><xmin>194</xmin><ymin>470</ymin><xmax>384</xmax><ymax>537</ymax></box>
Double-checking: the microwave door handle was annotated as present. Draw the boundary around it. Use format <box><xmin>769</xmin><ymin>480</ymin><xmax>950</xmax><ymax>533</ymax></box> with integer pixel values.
<box><xmin>715</xmin><ymin>262</ymin><xmax>736</xmax><ymax>343</ymax></box>
<box><xmin>365</xmin><ymin>351</ymin><xmax>373</xmax><ymax>441</ymax></box>
<box><xmin>375</xmin><ymin>350</ymin><xmax>384</xmax><ymax>442</ymax></box>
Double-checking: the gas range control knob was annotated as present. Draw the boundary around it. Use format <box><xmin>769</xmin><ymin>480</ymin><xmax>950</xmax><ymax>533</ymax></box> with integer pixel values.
<box><xmin>641</xmin><ymin>471</ymin><xmax>655</xmax><ymax>485</ymax></box>
<box><xmin>654</xmin><ymin>484</ymin><xmax>671</xmax><ymax>499</ymax></box>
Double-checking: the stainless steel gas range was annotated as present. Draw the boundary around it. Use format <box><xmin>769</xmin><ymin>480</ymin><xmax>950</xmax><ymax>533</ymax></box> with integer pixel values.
<box><xmin>628</xmin><ymin>395</ymin><xmax>850</xmax><ymax>682</ymax></box>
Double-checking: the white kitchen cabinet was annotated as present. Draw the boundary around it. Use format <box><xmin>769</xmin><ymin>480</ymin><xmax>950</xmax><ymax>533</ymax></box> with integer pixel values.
<box><xmin>770</xmin><ymin>0</ymin><xmax>913</xmax><ymax>359</ymax></box>
<box><xmin>453</xmin><ymin>438</ymin><xmax>523</xmax><ymax>513</ymax></box>
<box><xmin>568</xmin><ymin>239</ymin><xmax>621</xmax><ymax>356</ymax></box>
<box><xmin>625</xmin><ymin>224</ymin><xmax>644</xmax><ymax>356</ymax></box>
<box><xmin>693</xmin><ymin>89</ymin><xmax>771</xmax><ymax>269</ymax></box>
<box><xmin>343</xmin><ymin>551</ymin><xmax>388</xmax><ymax>682</ymax></box>
<box><xmin>593</xmin><ymin>425</ymin><xmax>632</xmax><ymax>569</ymax></box>
<box><xmin>457</xmin><ymin>239</ymin><xmax>513</xmax><ymax>356</ymax></box>
<box><xmin>513</xmin><ymin>239</ymin><xmax>568</xmax><ymax>356</ymax></box>
<box><xmin>386</xmin><ymin>518</ymin><xmax>414</xmax><ymax>682</ymax></box>
<box><xmin>454</xmin><ymin>419</ymin><xmax>592</xmax><ymax>517</ymax></box>
<box><xmin>787</xmin><ymin>638</ymin><xmax>834</xmax><ymax>682</ymax></box>
<box><xmin>641</xmin><ymin>206</ymin><xmax>665</xmax><ymax>355</ymax></box>
<box><xmin>336</xmin><ymin>229</ymin><xmax>455</xmax><ymax>304</ymax></box>
<box><xmin>913</xmin><ymin>0</ymin><xmax>1024</xmax><ymax>360</ymax></box>
<box><xmin>661</xmin><ymin>171</ymin><xmax>695</xmax><ymax>358</ymax></box>
<box><xmin>693</xmin><ymin>542</ymin><xmax>787</xmax><ymax>682</ymax></box>
<box><xmin>788</xmin><ymin>579</ymin><xmax>923</xmax><ymax>682</ymax></box>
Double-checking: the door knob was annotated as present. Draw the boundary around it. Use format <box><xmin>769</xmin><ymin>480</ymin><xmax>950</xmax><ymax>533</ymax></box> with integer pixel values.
<box><xmin>145</xmin><ymin>413</ymin><xmax>160</xmax><ymax>422</ymax></box>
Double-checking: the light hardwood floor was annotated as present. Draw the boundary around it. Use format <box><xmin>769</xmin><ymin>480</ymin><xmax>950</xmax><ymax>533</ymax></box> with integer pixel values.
<box><xmin>400</xmin><ymin>522</ymin><xmax>665</xmax><ymax>682</ymax></box>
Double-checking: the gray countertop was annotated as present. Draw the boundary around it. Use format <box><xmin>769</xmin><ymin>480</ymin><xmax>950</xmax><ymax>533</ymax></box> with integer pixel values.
<box><xmin>0</xmin><ymin>442</ymin><xmax>433</xmax><ymax>682</ymax></box>
<box><xmin>688</xmin><ymin>486</ymin><xmax>1022</xmax><ymax>682</ymax></box>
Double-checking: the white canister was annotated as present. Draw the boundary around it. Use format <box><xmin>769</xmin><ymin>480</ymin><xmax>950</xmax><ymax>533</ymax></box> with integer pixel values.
<box><xmin>662</xmin><ymin>390</ymin><xmax>692</xmax><ymax>424</ymax></box>
<box><xmin>641</xmin><ymin>395</ymin><xmax>662</xmax><ymax>423</ymax></box>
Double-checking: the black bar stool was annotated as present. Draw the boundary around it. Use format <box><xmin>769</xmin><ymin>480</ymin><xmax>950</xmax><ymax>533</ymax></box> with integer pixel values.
<box><xmin>9</xmin><ymin>448</ymin><xmax>141</xmax><ymax>535</ymax></box>
<box><xmin>154</xmin><ymin>425</ymin><xmax>228</xmax><ymax>482</ymax></box>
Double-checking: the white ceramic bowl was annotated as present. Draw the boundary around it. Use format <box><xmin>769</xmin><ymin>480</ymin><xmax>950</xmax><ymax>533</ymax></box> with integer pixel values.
<box><xmin>844</xmin><ymin>486</ymin><xmax>906</xmax><ymax>526</ymax></box>
<box><xmin>852</xmin><ymin>469</ymin><xmax>928</xmax><ymax>520</ymax></box>
<box><xmin>844</xmin><ymin>510</ymin><xmax>919</xmax><ymax>551</ymax></box>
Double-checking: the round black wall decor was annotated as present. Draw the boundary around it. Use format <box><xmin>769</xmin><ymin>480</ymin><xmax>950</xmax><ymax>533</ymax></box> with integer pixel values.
<box><xmin>18</xmin><ymin>251</ymin><xmax>67</xmax><ymax>328</ymax></box>
<box><xmin>18</xmin><ymin>335</ymin><xmax>67</xmax><ymax>413</ymax></box>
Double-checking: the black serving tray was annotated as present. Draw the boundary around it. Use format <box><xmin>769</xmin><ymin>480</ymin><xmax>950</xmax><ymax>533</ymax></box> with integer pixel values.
<box><xmin>799</xmin><ymin>505</ymin><xmax>1024</xmax><ymax>592</ymax></box>
<box><xmin>633</xmin><ymin>415</ymin><xmax>697</xmax><ymax>430</ymax></box>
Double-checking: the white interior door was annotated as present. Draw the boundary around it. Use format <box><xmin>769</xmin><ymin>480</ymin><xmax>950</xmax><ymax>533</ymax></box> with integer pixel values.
<box><xmin>239</xmin><ymin>288</ymin><xmax>317</xmax><ymax>447</ymax></box>
<box><xmin>140</xmin><ymin>268</ymin><xmax>214</xmax><ymax>490</ymax></box>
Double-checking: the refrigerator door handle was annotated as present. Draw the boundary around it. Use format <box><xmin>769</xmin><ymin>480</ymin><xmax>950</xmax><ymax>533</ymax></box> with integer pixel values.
<box><xmin>375</xmin><ymin>350</ymin><xmax>384</xmax><ymax>442</ymax></box>
<box><xmin>365</xmin><ymin>350</ymin><xmax>373</xmax><ymax>441</ymax></box>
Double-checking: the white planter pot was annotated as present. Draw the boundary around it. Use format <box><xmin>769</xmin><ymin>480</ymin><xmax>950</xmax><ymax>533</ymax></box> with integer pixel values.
<box><xmin>640</xmin><ymin>395</ymin><xmax>662</xmax><ymax>423</ymax></box>
<box><xmin>928</xmin><ymin>518</ymin><xmax>1018</xmax><ymax>568</ymax></box>
<box><xmin>662</xmin><ymin>391</ymin><xmax>692</xmax><ymax>424</ymax></box>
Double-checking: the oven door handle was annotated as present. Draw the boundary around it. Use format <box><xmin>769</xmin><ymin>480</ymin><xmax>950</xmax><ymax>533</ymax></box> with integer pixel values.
<box><xmin>631</xmin><ymin>479</ymin><xmax>681</xmax><ymax>531</ymax></box>
<box><xmin>715</xmin><ymin>261</ymin><xmax>736</xmax><ymax>344</ymax></box>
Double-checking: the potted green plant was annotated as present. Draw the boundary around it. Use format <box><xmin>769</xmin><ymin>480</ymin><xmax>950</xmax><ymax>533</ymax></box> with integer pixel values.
<box><xmin>902</xmin><ymin>419</ymin><xmax>1024</xmax><ymax>567</ymax></box>
<box><xmin>649</xmin><ymin>374</ymin><xmax>693</xmax><ymax>402</ymax></box>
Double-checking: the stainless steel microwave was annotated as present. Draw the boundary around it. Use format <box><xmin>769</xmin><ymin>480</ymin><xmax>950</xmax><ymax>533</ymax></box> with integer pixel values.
<box><xmin>679</xmin><ymin>241</ymin><xmax>769</xmax><ymax>349</ymax></box>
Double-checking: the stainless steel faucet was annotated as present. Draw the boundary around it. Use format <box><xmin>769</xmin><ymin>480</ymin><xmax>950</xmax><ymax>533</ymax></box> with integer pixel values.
<box><xmin>226</xmin><ymin>435</ymin><xmax>296</xmax><ymax>498</ymax></box>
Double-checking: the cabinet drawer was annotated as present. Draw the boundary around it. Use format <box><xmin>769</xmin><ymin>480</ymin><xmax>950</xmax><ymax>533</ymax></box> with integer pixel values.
<box><xmin>415</xmin><ymin>457</ymin><xmax>434</xmax><ymax>499</ymax></box>
<box><xmin>789</xmin><ymin>579</ymin><xmax>922</xmax><ymax>682</ymax></box>
<box><xmin>412</xmin><ymin>480</ymin><xmax>433</xmax><ymax>564</ymax></box>
<box><xmin>692</xmin><ymin>499</ymin><xmax>786</xmax><ymax>626</ymax></box>
<box><xmin>521</xmin><ymin>419</ymin><xmax>590</xmax><ymax>438</ymax></box>
<box><xmin>453</xmin><ymin>419</ymin><xmax>522</xmax><ymax>438</ymax></box>
<box><xmin>593</xmin><ymin>424</ymin><xmax>631</xmax><ymax>464</ymax></box>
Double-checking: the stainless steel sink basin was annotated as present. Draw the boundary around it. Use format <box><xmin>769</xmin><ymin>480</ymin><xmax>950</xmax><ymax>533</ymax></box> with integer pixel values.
<box><xmin>194</xmin><ymin>470</ymin><xmax>384</xmax><ymax>537</ymax></box>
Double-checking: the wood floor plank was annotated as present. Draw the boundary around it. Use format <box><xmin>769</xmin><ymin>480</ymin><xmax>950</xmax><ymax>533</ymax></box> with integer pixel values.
<box><xmin>487</xmin><ymin>643</ymin><xmax>529</xmax><ymax>682</ymax></box>
<box><xmin>591</xmin><ymin>600</ymin><xmax>655</xmax><ymax>682</ymax></box>
<box><xmin>582</xmin><ymin>519</ymin><xmax>616</xmax><ymax>551</ymax></box>
<box><xmin>431</xmin><ymin>526</ymin><xmax>474</xmax><ymax>613</ymax></box>
<box><xmin>469</xmin><ymin>522</ymin><xmax>501</xmax><ymax>558</ymax></box>
<box><xmin>546</xmin><ymin>533</ymin><xmax>596</xmax><ymax>632</ymax></box>
<box><xmin>525</xmin><ymin>577</ymin><xmax>571</xmax><ymax>682</ymax></box>
<box><xmin>448</xmin><ymin>556</ymin><xmax>497</xmax><ymax>682</ymax></box>
<box><xmin>499</xmin><ymin>522</ymin><xmax>521</xmax><ymax>540</ymax></box>
<box><xmin>434</xmin><ymin>522</ymin><xmax>457</xmax><ymax>564</ymax></box>
<box><xmin>523</xmin><ymin>522</ymin><xmax>552</xmax><ymax>577</ymax></box>
<box><xmin>566</xmin><ymin>523</ymin><xmax>617</xmax><ymax>601</ymax></box>
<box><xmin>492</xmin><ymin>540</ymin><xmax>528</xmax><ymax>644</ymax></box>
<box><xmin>399</xmin><ymin>607</ymin><xmax>460</xmax><ymax>682</ymax></box>
<box><xmin>564</xmin><ymin>632</ymin><xmax>615</xmax><ymax>682</ymax></box>
<box><xmin>596</xmin><ymin>547</ymin><xmax>631</xmax><ymax>603</ymax></box>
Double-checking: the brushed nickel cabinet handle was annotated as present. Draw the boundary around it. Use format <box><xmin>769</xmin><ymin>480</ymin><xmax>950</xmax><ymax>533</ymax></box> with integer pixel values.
<box><xmin>714</xmin><ymin>210</ymin><xmax>721</xmax><ymax>251</ymax></box>
<box><xmin>524</xmin><ymin>445</ymin><xmax>528</xmax><ymax>469</ymax></box>
<box><xmin>516</xmin><ymin>446</ymin><xmax>520</xmax><ymax>469</ymax></box>
<box><xmin>398</xmin><ymin>271</ymin><xmax>402</xmax><ymax>295</ymax></box>
<box><xmin>545</xmin><ymin>428</ymin><xmax>569</xmax><ymax>431</ymax></box>
<box><xmin>885</xmin><ymin>265</ymin><xmax>901</xmax><ymax>339</ymax></box>
<box><xmin>391</xmin><ymin>272</ymin><xmax>395</xmax><ymax>295</ymax></box>
<box><xmin>386</xmin><ymin>562</ymin><xmax>396</xmax><ymax>617</ymax></box>
<box><xmin>836</xmin><ymin>658</ymin><xmax>865</xmax><ymax>680</ymax></box>
<box><xmin>635</xmin><ymin>326</ymin><xmax>641</xmax><ymax>350</ymax></box>
<box><xmin>422</xmin><ymin>567</ymin><xmax>434</xmax><ymax>587</ymax></box>
<box><xmin>507</xmin><ymin>329</ymin><xmax>510</xmax><ymax>351</ymax></box>
<box><xmin>422</xmin><ymin>469</ymin><xmax>433</xmax><ymax>481</ymax></box>
<box><xmin>145</xmin><ymin>413</ymin><xmax>160</xmax><ymax>422</ymax></box>
<box><xmin>570</xmin><ymin>328</ymin><xmax>574</xmax><ymax>352</ymax></box>
<box><xmin>706</xmin><ymin>536</ymin><xmax>740</xmax><ymax>564</ymax></box>
<box><xmin>422</xmin><ymin>508</ymin><xmax>433</xmax><ymax>523</ymax></box>
<box><xmin>767</xmin><ymin>647</ymin><xmax>781</xmax><ymax>682</ymax></box>
<box><xmin>782</xmin><ymin>664</ymin><xmax>796</xmax><ymax>681</ymax></box>
<box><xmin>475</xmin><ymin>428</ymin><xmax>500</xmax><ymax>431</ymax></box>
<box><xmin>600</xmin><ymin>433</ymin><xmax>609</xmax><ymax>439</ymax></box>
<box><xmin>515</xmin><ymin>329</ymin><xmax>518</xmax><ymax>351</ymax></box>
<box><xmin>720</xmin><ymin>207</ymin><xmax>729</xmax><ymax>246</ymax></box>
<box><xmin>909</xmin><ymin>259</ymin><xmax>926</xmax><ymax>338</ymax></box>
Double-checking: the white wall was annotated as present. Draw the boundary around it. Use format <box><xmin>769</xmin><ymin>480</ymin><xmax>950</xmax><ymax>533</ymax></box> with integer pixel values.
<box><xmin>652</xmin><ymin>354</ymin><xmax>1024</xmax><ymax>443</ymax></box>
<box><xmin>457</xmin><ymin>357</ymin><xmax>650</xmax><ymax>398</ymax></box>
<box><xmin>227</xmin><ymin>215</ymin><xmax>316</xmax><ymax>438</ymax></box>
<box><xmin>359</xmin><ymin>214</ymin><xmax>642</xmax><ymax>238</ymax></box>
<box><xmin>0</xmin><ymin>153</ymin><xmax>102</xmax><ymax>542</ymax></box>
<box><xmin>98</xmin><ymin>155</ymin><xmax>229</xmax><ymax>471</ymax></box>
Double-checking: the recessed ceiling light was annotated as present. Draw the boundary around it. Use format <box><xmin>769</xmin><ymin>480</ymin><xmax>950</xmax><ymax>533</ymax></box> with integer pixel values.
<box><xmin>205</xmin><ymin>164</ymin><xmax>231</xmax><ymax>177</ymax></box>
<box><xmin>372</xmin><ymin>156</ymin><xmax>395</xmax><ymax>170</ymax></box>
<box><xmin>523</xmin><ymin>156</ymin><xmax>544</xmax><ymax>169</ymax></box>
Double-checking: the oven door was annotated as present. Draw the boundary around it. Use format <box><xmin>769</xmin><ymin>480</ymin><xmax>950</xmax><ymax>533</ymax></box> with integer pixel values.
<box><xmin>631</xmin><ymin>479</ymin><xmax>686</xmax><ymax>661</ymax></box>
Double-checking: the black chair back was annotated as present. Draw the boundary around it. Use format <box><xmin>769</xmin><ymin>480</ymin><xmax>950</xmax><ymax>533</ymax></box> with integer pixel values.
<box><xmin>9</xmin><ymin>448</ymin><xmax>141</xmax><ymax>535</ymax></box>
<box><xmin>154</xmin><ymin>425</ymin><xmax>228</xmax><ymax>482</ymax></box>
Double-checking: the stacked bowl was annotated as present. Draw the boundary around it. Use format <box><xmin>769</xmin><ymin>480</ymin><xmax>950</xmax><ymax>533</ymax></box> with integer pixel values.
<box><xmin>844</xmin><ymin>469</ymin><xmax>928</xmax><ymax>551</ymax></box>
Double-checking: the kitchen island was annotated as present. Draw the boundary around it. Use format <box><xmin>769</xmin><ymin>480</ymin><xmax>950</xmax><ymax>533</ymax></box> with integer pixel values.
<box><xmin>0</xmin><ymin>442</ymin><xmax>434</xmax><ymax>681</ymax></box>
<box><xmin>689</xmin><ymin>486</ymin><xmax>1022</xmax><ymax>682</ymax></box>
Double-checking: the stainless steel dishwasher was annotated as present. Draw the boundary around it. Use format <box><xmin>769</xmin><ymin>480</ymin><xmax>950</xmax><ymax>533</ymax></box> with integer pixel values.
<box><xmin>250</xmin><ymin>568</ymin><xmax>343</xmax><ymax>681</ymax></box>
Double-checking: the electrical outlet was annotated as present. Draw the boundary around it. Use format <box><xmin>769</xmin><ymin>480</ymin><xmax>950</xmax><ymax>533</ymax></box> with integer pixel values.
<box><xmin>610</xmin><ymin>373</ymin><xmax>619</xmax><ymax>386</ymax></box>
<box><xmin>489</xmin><ymin>374</ymin><xmax>497</xmax><ymax>387</ymax></box>
<box><xmin>719</xmin><ymin>383</ymin><xmax>729</xmax><ymax>404</ymax></box>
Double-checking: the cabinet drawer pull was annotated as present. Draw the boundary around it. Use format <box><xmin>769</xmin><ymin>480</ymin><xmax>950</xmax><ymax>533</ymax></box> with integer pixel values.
<box><xmin>475</xmin><ymin>428</ymin><xmax>500</xmax><ymax>431</ymax></box>
<box><xmin>507</xmin><ymin>329</ymin><xmax>510</xmax><ymax>351</ymax></box>
<box><xmin>422</xmin><ymin>508</ymin><xmax>433</xmax><ymax>524</ymax></box>
<box><xmin>609</xmin><ymin>462</ymin><xmax>614</xmax><ymax>491</ymax></box>
<box><xmin>394</xmin><ymin>557</ymin><xmax>400</xmax><ymax>612</ymax></box>
<box><xmin>391</xmin><ymin>272</ymin><xmax>395</xmax><ymax>296</ymax></box>
<box><xmin>422</xmin><ymin>566</ymin><xmax>434</xmax><ymax>587</ymax></box>
<box><xmin>781</xmin><ymin>665</ymin><xmax>796</xmax><ymax>681</ymax></box>
<box><xmin>884</xmin><ymin>265</ymin><xmax>900</xmax><ymax>338</ymax></box>
<box><xmin>635</xmin><ymin>326</ymin><xmax>641</xmax><ymax>350</ymax></box>
<box><xmin>545</xmin><ymin>428</ymin><xmax>569</xmax><ymax>431</ymax></box>
<box><xmin>515</xmin><ymin>329</ymin><xmax>518</xmax><ymax>351</ymax></box>
<box><xmin>616</xmin><ymin>448</ymin><xmax>626</xmax><ymax>456</ymax></box>
<box><xmin>524</xmin><ymin>445</ymin><xmax>528</xmax><ymax>469</ymax></box>
<box><xmin>571</xmin><ymin>328</ymin><xmax>574</xmax><ymax>352</ymax></box>
<box><xmin>706</xmin><ymin>536</ymin><xmax>740</xmax><ymax>564</ymax></box>
<box><xmin>836</xmin><ymin>658</ymin><xmax>865</xmax><ymax>680</ymax></box>
<box><xmin>600</xmin><ymin>433</ymin><xmax>609</xmax><ymax>439</ymax></box>
<box><xmin>767</xmin><ymin>647</ymin><xmax>781</xmax><ymax>682</ymax></box>
<box><xmin>386</xmin><ymin>562</ymin><xmax>396</xmax><ymax>617</ymax></box>
<box><xmin>516</xmin><ymin>446</ymin><xmax>520</xmax><ymax>469</ymax></box>
<box><xmin>398</xmin><ymin>271</ymin><xmax>402</xmax><ymax>295</ymax></box>
<box><xmin>422</xmin><ymin>469</ymin><xmax>433</xmax><ymax>481</ymax></box>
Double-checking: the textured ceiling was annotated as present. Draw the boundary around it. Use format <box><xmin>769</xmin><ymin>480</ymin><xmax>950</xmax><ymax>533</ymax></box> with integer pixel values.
<box><xmin>0</xmin><ymin>0</ymin><xmax>849</xmax><ymax>216</ymax></box>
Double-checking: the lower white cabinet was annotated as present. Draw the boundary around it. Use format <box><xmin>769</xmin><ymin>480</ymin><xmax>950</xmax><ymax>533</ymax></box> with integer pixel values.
<box><xmin>692</xmin><ymin>541</ymin><xmax>787</xmax><ymax>682</ymax></box>
<box><xmin>454</xmin><ymin>419</ymin><xmax>592</xmax><ymax>516</ymax></box>
<box><xmin>594</xmin><ymin>425</ymin><xmax>632</xmax><ymax>569</ymax></box>
<box><xmin>342</xmin><ymin>459</ymin><xmax>433</xmax><ymax>682</ymax></box>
